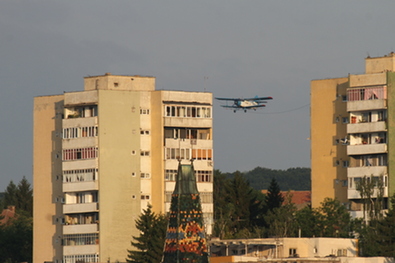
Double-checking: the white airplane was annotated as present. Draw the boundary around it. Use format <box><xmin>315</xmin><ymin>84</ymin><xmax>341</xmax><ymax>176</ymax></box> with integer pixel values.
<box><xmin>215</xmin><ymin>96</ymin><xmax>273</xmax><ymax>113</ymax></box>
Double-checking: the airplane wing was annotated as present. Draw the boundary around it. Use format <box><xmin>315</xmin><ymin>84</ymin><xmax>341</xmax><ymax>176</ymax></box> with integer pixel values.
<box><xmin>220</xmin><ymin>105</ymin><xmax>239</xmax><ymax>108</ymax></box>
<box><xmin>243</xmin><ymin>104</ymin><xmax>266</xmax><ymax>108</ymax></box>
<box><xmin>215</xmin><ymin>97</ymin><xmax>241</xmax><ymax>101</ymax></box>
<box><xmin>244</xmin><ymin>96</ymin><xmax>273</xmax><ymax>101</ymax></box>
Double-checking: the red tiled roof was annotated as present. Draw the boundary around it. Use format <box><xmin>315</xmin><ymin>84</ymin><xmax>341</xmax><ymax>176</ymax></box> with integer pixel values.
<box><xmin>0</xmin><ymin>206</ymin><xmax>16</xmax><ymax>225</ymax></box>
<box><xmin>261</xmin><ymin>190</ymin><xmax>311</xmax><ymax>209</ymax></box>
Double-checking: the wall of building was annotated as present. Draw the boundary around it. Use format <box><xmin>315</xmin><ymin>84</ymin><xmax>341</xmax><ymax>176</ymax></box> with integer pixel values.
<box><xmin>97</xmin><ymin>90</ymin><xmax>142</xmax><ymax>262</ymax></box>
<box><xmin>386</xmin><ymin>72</ymin><xmax>395</xmax><ymax>202</ymax></box>
<box><xmin>84</xmin><ymin>74</ymin><xmax>155</xmax><ymax>91</ymax></box>
<box><xmin>33</xmin><ymin>95</ymin><xmax>64</xmax><ymax>263</ymax></box>
<box><xmin>311</xmin><ymin>78</ymin><xmax>349</xmax><ymax>208</ymax></box>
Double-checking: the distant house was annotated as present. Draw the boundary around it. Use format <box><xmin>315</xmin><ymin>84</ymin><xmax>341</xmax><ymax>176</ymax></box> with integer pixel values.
<box><xmin>0</xmin><ymin>205</ymin><xmax>16</xmax><ymax>225</ymax></box>
<box><xmin>261</xmin><ymin>190</ymin><xmax>311</xmax><ymax>210</ymax></box>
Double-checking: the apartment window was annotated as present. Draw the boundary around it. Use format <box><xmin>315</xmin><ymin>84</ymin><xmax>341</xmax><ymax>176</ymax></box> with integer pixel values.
<box><xmin>289</xmin><ymin>248</ymin><xmax>297</xmax><ymax>257</ymax></box>
<box><xmin>63</xmin><ymin>233</ymin><xmax>98</xmax><ymax>246</ymax></box>
<box><xmin>342</xmin><ymin>95</ymin><xmax>347</xmax><ymax>102</ymax></box>
<box><xmin>62</xmin><ymin>147</ymin><xmax>98</xmax><ymax>161</ymax></box>
<box><xmin>64</xmin><ymin>213</ymin><xmax>98</xmax><ymax>225</ymax></box>
<box><xmin>196</xmin><ymin>170</ymin><xmax>212</xmax><ymax>182</ymax></box>
<box><xmin>348</xmin><ymin>86</ymin><xmax>386</xmax><ymax>101</ymax></box>
<box><xmin>141</xmin><ymin>195</ymin><xmax>150</xmax><ymax>200</ymax></box>
<box><xmin>378</xmin><ymin>110</ymin><xmax>386</xmax><ymax>121</ymax></box>
<box><xmin>342</xmin><ymin>180</ymin><xmax>348</xmax><ymax>187</ymax></box>
<box><xmin>65</xmin><ymin>105</ymin><xmax>98</xmax><ymax>119</ymax></box>
<box><xmin>164</xmin><ymin>105</ymin><xmax>211</xmax><ymax>118</ymax></box>
<box><xmin>63</xmin><ymin>168</ymin><xmax>99</xmax><ymax>183</ymax></box>
<box><xmin>165</xmin><ymin>148</ymin><xmax>191</xmax><ymax>160</ymax></box>
<box><xmin>63</xmin><ymin>254</ymin><xmax>99</xmax><ymax>263</ymax></box>
<box><xmin>342</xmin><ymin>117</ymin><xmax>349</xmax><ymax>124</ymax></box>
<box><xmin>192</xmin><ymin>149</ymin><xmax>212</xmax><ymax>160</ymax></box>
<box><xmin>140</xmin><ymin>130</ymin><xmax>150</xmax><ymax>135</ymax></box>
<box><xmin>342</xmin><ymin>161</ymin><xmax>349</xmax><ymax>168</ymax></box>
<box><xmin>164</xmin><ymin>128</ymin><xmax>210</xmax><ymax>140</ymax></box>
<box><xmin>140</xmin><ymin>151</ymin><xmax>150</xmax><ymax>156</ymax></box>
<box><xmin>140</xmin><ymin>109</ymin><xmax>150</xmax><ymax>115</ymax></box>
<box><xmin>363</xmin><ymin>156</ymin><xmax>372</xmax><ymax>166</ymax></box>
<box><xmin>141</xmin><ymin>173</ymin><xmax>150</xmax><ymax>179</ymax></box>
<box><xmin>165</xmin><ymin>169</ymin><xmax>177</xmax><ymax>181</ymax></box>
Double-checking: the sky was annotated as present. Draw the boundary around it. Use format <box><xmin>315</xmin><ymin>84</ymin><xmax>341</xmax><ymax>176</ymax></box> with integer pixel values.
<box><xmin>1</xmin><ymin>1</ymin><xmax>395</xmax><ymax>189</ymax></box>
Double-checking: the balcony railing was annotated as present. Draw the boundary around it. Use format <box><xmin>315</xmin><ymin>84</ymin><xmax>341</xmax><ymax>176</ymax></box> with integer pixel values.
<box><xmin>347</xmin><ymin>166</ymin><xmax>387</xmax><ymax>177</ymax></box>
<box><xmin>347</xmin><ymin>143</ymin><xmax>387</xmax><ymax>155</ymax></box>
<box><xmin>347</xmin><ymin>121</ymin><xmax>386</xmax><ymax>133</ymax></box>
<box><xmin>63</xmin><ymin>202</ymin><xmax>99</xmax><ymax>214</ymax></box>
<box><xmin>63</xmin><ymin>223</ymin><xmax>99</xmax><ymax>234</ymax></box>
<box><xmin>63</xmin><ymin>181</ymin><xmax>98</xmax><ymax>192</ymax></box>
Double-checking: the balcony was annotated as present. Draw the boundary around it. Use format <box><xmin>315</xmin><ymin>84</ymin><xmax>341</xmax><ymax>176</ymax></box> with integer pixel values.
<box><xmin>347</xmin><ymin>99</ymin><xmax>386</xmax><ymax>112</ymax></box>
<box><xmin>165</xmin><ymin>138</ymin><xmax>212</xmax><ymax>149</ymax></box>
<box><xmin>164</xmin><ymin>117</ymin><xmax>212</xmax><ymax>128</ymax></box>
<box><xmin>63</xmin><ymin>203</ymin><xmax>98</xmax><ymax>214</ymax></box>
<box><xmin>347</xmin><ymin>143</ymin><xmax>387</xmax><ymax>155</ymax></box>
<box><xmin>63</xmin><ymin>181</ymin><xmax>98</xmax><ymax>192</ymax></box>
<box><xmin>63</xmin><ymin>244</ymin><xmax>99</xmax><ymax>256</ymax></box>
<box><xmin>347</xmin><ymin>166</ymin><xmax>387</xmax><ymax>177</ymax></box>
<box><xmin>63</xmin><ymin>224</ymin><xmax>99</xmax><ymax>234</ymax></box>
<box><xmin>63</xmin><ymin>116</ymin><xmax>98</xmax><ymax>128</ymax></box>
<box><xmin>347</xmin><ymin>121</ymin><xmax>386</xmax><ymax>133</ymax></box>
<box><xmin>348</xmin><ymin>187</ymin><xmax>388</xmax><ymax>199</ymax></box>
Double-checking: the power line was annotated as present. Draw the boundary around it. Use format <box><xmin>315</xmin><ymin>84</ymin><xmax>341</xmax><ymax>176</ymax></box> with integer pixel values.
<box><xmin>252</xmin><ymin>103</ymin><xmax>310</xmax><ymax>114</ymax></box>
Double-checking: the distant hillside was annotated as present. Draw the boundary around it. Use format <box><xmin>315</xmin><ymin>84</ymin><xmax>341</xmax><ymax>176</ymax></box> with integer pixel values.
<box><xmin>225</xmin><ymin>167</ymin><xmax>311</xmax><ymax>191</ymax></box>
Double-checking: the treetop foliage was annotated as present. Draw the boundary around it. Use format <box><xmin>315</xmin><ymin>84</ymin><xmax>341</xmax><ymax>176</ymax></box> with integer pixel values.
<box><xmin>224</xmin><ymin>166</ymin><xmax>310</xmax><ymax>191</ymax></box>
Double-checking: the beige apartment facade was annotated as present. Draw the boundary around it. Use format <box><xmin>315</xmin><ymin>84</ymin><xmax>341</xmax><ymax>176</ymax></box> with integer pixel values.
<box><xmin>311</xmin><ymin>53</ymin><xmax>395</xmax><ymax>217</ymax></box>
<box><xmin>33</xmin><ymin>74</ymin><xmax>214</xmax><ymax>263</ymax></box>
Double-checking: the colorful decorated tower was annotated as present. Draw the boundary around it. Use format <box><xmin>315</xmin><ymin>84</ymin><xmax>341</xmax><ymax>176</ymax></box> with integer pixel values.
<box><xmin>162</xmin><ymin>161</ymin><xmax>209</xmax><ymax>263</ymax></box>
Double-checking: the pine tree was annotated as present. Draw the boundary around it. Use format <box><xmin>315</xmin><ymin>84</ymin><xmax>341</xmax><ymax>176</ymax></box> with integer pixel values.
<box><xmin>213</xmin><ymin>170</ymin><xmax>234</xmax><ymax>238</ymax></box>
<box><xmin>265</xmin><ymin>178</ymin><xmax>284</xmax><ymax>212</ymax></box>
<box><xmin>4</xmin><ymin>181</ymin><xmax>17</xmax><ymax>209</ymax></box>
<box><xmin>126</xmin><ymin>204</ymin><xmax>167</xmax><ymax>263</ymax></box>
<box><xmin>16</xmin><ymin>177</ymin><xmax>33</xmax><ymax>216</ymax></box>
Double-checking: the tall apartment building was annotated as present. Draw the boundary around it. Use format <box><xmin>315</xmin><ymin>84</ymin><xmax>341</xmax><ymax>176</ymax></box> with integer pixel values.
<box><xmin>33</xmin><ymin>73</ymin><xmax>214</xmax><ymax>263</ymax></box>
<box><xmin>311</xmin><ymin>53</ymin><xmax>395</xmax><ymax>218</ymax></box>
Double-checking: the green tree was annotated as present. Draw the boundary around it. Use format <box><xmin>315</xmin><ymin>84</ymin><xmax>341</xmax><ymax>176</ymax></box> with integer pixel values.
<box><xmin>16</xmin><ymin>177</ymin><xmax>33</xmax><ymax>216</ymax></box>
<box><xmin>265</xmin><ymin>178</ymin><xmax>284</xmax><ymax>212</ymax></box>
<box><xmin>228</xmin><ymin>172</ymin><xmax>254</xmax><ymax>234</ymax></box>
<box><xmin>317</xmin><ymin>198</ymin><xmax>351</xmax><ymax>237</ymax></box>
<box><xmin>3</xmin><ymin>181</ymin><xmax>17</xmax><ymax>209</ymax></box>
<box><xmin>3</xmin><ymin>178</ymin><xmax>33</xmax><ymax>216</ymax></box>
<box><xmin>0</xmin><ymin>213</ymin><xmax>33</xmax><ymax>263</ymax></box>
<box><xmin>213</xmin><ymin>170</ymin><xmax>235</xmax><ymax>238</ymax></box>
<box><xmin>356</xmin><ymin>175</ymin><xmax>384</xmax><ymax>222</ymax></box>
<box><xmin>375</xmin><ymin>194</ymin><xmax>395</xmax><ymax>257</ymax></box>
<box><xmin>265</xmin><ymin>193</ymin><xmax>297</xmax><ymax>237</ymax></box>
<box><xmin>126</xmin><ymin>204</ymin><xmax>167</xmax><ymax>263</ymax></box>
<box><xmin>295</xmin><ymin>206</ymin><xmax>321</xmax><ymax>237</ymax></box>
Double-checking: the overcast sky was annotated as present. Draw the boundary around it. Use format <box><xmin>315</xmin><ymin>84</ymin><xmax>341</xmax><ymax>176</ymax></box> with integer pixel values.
<box><xmin>1</xmin><ymin>1</ymin><xmax>395</xmax><ymax>189</ymax></box>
